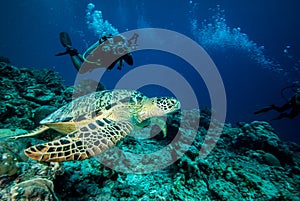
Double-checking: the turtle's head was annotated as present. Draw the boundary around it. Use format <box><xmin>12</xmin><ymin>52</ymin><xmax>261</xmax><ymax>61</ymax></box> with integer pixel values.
<box><xmin>153</xmin><ymin>97</ymin><xmax>181</xmax><ymax>114</ymax></box>
<box><xmin>138</xmin><ymin>97</ymin><xmax>181</xmax><ymax>122</ymax></box>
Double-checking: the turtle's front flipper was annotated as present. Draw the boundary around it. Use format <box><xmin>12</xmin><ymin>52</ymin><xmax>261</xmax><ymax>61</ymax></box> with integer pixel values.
<box><xmin>151</xmin><ymin>117</ymin><xmax>167</xmax><ymax>137</ymax></box>
<box><xmin>24</xmin><ymin>119</ymin><xmax>133</xmax><ymax>162</ymax></box>
<box><xmin>11</xmin><ymin>125</ymin><xmax>50</xmax><ymax>139</ymax></box>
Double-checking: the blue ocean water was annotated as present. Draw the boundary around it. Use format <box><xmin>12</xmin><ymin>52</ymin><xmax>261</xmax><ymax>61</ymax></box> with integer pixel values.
<box><xmin>0</xmin><ymin>0</ymin><xmax>299</xmax><ymax>144</ymax></box>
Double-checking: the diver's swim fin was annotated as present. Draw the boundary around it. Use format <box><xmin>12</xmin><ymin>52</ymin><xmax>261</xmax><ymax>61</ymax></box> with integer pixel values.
<box><xmin>271</xmin><ymin>113</ymin><xmax>287</xmax><ymax>121</ymax></box>
<box><xmin>59</xmin><ymin>32</ymin><xmax>72</xmax><ymax>48</ymax></box>
<box><xmin>55</xmin><ymin>51</ymin><xmax>69</xmax><ymax>56</ymax></box>
<box><xmin>254</xmin><ymin>105</ymin><xmax>275</xmax><ymax>115</ymax></box>
<box><xmin>123</xmin><ymin>53</ymin><xmax>133</xmax><ymax>65</ymax></box>
<box><xmin>56</xmin><ymin>32</ymin><xmax>79</xmax><ymax>57</ymax></box>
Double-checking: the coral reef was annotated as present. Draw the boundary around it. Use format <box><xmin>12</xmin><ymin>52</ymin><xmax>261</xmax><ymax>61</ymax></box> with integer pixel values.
<box><xmin>0</xmin><ymin>56</ymin><xmax>10</xmax><ymax>64</ymax></box>
<box><xmin>0</xmin><ymin>141</ymin><xmax>61</xmax><ymax>201</ymax></box>
<box><xmin>0</xmin><ymin>137</ymin><xmax>63</xmax><ymax>201</ymax></box>
<box><xmin>52</xmin><ymin>111</ymin><xmax>299</xmax><ymax>201</ymax></box>
<box><xmin>11</xmin><ymin>178</ymin><xmax>58</xmax><ymax>201</ymax></box>
<box><xmin>0</xmin><ymin>64</ymin><xmax>299</xmax><ymax>200</ymax></box>
<box><xmin>0</xmin><ymin>146</ymin><xmax>19</xmax><ymax>177</ymax></box>
<box><xmin>0</xmin><ymin>62</ymin><xmax>72</xmax><ymax>131</ymax></box>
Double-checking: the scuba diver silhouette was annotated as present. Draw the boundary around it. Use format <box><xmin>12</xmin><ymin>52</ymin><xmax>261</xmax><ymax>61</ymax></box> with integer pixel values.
<box><xmin>254</xmin><ymin>85</ymin><xmax>300</xmax><ymax>120</ymax></box>
<box><xmin>55</xmin><ymin>32</ymin><xmax>135</xmax><ymax>72</ymax></box>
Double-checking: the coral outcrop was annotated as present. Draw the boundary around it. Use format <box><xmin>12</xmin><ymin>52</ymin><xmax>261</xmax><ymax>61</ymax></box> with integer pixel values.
<box><xmin>0</xmin><ymin>62</ymin><xmax>72</xmax><ymax>131</ymax></box>
<box><xmin>0</xmin><ymin>56</ymin><xmax>10</xmax><ymax>64</ymax></box>
<box><xmin>11</xmin><ymin>178</ymin><xmax>58</xmax><ymax>201</ymax></box>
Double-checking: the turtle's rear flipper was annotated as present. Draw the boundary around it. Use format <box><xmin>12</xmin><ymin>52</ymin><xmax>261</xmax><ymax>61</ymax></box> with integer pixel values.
<box><xmin>24</xmin><ymin>119</ymin><xmax>133</xmax><ymax>162</ymax></box>
<box><xmin>59</xmin><ymin>32</ymin><xmax>72</xmax><ymax>48</ymax></box>
<box><xmin>11</xmin><ymin>125</ymin><xmax>50</xmax><ymax>139</ymax></box>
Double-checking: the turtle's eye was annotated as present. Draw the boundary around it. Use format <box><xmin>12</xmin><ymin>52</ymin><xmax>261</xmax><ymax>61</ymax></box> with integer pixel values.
<box><xmin>167</xmin><ymin>98</ymin><xmax>181</xmax><ymax>111</ymax></box>
<box><xmin>169</xmin><ymin>99</ymin><xmax>176</xmax><ymax>105</ymax></box>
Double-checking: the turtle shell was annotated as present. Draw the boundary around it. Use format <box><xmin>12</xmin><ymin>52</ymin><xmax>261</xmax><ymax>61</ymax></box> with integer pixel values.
<box><xmin>40</xmin><ymin>90</ymin><xmax>146</xmax><ymax>125</ymax></box>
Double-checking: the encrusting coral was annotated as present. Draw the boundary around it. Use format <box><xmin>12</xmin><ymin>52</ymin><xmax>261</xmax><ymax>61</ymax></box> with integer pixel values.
<box><xmin>10</xmin><ymin>178</ymin><xmax>58</xmax><ymax>201</ymax></box>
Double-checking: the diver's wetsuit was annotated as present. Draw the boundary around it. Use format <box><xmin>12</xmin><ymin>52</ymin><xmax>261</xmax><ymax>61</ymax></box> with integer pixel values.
<box><xmin>254</xmin><ymin>91</ymin><xmax>300</xmax><ymax>120</ymax></box>
<box><xmin>56</xmin><ymin>32</ymin><xmax>133</xmax><ymax>72</ymax></box>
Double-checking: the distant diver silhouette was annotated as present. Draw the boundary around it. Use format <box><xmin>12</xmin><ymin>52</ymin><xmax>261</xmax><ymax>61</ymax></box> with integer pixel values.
<box><xmin>55</xmin><ymin>32</ymin><xmax>137</xmax><ymax>72</ymax></box>
<box><xmin>254</xmin><ymin>85</ymin><xmax>300</xmax><ymax>120</ymax></box>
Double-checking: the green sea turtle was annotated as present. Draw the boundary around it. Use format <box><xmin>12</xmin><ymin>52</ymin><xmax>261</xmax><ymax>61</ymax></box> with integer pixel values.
<box><xmin>18</xmin><ymin>89</ymin><xmax>180</xmax><ymax>162</ymax></box>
